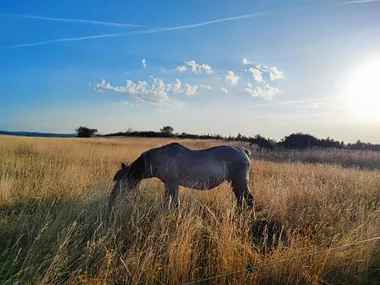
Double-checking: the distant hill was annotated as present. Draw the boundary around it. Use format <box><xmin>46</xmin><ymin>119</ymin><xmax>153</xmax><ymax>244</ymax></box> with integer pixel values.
<box><xmin>0</xmin><ymin>130</ymin><xmax>76</xmax><ymax>138</ymax></box>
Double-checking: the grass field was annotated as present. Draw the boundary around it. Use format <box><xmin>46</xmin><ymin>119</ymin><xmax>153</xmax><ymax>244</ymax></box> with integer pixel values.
<box><xmin>0</xmin><ymin>135</ymin><xmax>379</xmax><ymax>284</ymax></box>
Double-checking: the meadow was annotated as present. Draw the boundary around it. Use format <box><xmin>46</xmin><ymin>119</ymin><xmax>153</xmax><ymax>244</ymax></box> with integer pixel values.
<box><xmin>0</xmin><ymin>135</ymin><xmax>379</xmax><ymax>284</ymax></box>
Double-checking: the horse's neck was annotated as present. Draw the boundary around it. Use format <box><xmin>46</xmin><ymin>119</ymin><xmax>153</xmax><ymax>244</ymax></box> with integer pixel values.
<box><xmin>129</xmin><ymin>154</ymin><xmax>147</xmax><ymax>182</ymax></box>
<box><xmin>258</xmin><ymin>139</ymin><xmax>267</xmax><ymax>145</ymax></box>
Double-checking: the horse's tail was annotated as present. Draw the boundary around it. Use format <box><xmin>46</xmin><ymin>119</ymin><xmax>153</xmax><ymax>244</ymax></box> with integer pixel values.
<box><xmin>240</xmin><ymin>147</ymin><xmax>251</xmax><ymax>157</ymax></box>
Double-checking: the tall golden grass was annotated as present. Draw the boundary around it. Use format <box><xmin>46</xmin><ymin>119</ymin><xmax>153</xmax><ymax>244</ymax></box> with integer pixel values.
<box><xmin>0</xmin><ymin>135</ymin><xmax>379</xmax><ymax>284</ymax></box>
<box><xmin>253</xmin><ymin>148</ymin><xmax>380</xmax><ymax>170</ymax></box>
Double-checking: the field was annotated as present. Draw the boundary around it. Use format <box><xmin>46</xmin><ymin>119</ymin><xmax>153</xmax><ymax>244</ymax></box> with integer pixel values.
<box><xmin>0</xmin><ymin>135</ymin><xmax>379</xmax><ymax>284</ymax></box>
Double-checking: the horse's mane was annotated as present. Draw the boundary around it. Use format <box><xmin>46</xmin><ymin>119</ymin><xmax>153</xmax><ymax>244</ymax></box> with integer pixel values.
<box><xmin>240</xmin><ymin>147</ymin><xmax>251</xmax><ymax>157</ymax></box>
<box><xmin>129</xmin><ymin>153</ymin><xmax>147</xmax><ymax>180</ymax></box>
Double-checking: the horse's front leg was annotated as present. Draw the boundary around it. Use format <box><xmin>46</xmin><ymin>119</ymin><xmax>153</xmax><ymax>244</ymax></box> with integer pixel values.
<box><xmin>164</xmin><ymin>182</ymin><xmax>179</xmax><ymax>209</ymax></box>
<box><xmin>108</xmin><ymin>184</ymin><xmax>121</xmax><ymax>212</ymax></box>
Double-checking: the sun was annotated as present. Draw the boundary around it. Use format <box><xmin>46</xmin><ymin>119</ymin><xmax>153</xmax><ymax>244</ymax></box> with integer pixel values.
<box><xmin>346</xmin><ymin>58</ymin><xmax>380</xmax><ymax>121</ymax></box>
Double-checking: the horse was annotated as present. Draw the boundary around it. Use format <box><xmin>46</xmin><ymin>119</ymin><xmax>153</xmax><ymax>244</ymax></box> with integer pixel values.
<box><xmin>249</xmin><ymin>137</ymin><xmax>274</xmax><ymax>152</ymax></box>
<box><xmin>109</xmin><ymin>142</ymin><xmax>255</xmax><ymax>214</ymax></box>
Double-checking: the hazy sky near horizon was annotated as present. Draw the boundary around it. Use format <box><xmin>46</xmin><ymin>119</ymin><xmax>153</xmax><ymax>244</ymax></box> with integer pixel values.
<box><xmin>1</xmin><ymin>0</ymin><xmax>380</xmax><ymax>142</ymax></box>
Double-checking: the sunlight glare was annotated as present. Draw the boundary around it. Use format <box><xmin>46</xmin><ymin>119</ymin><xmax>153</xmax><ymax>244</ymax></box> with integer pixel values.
<box><xmin>346</xmin><ymin>58</ymin><xmax>380</xmax><ymax>121</ymax></box>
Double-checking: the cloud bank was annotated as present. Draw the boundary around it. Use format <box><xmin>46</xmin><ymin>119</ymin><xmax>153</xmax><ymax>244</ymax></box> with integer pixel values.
<box><xmin>96</xmin><ymin>77</ymin><xmax>198</xmax><ymax>108</ymax></box>
<box><xmin>96</xmin><ymin>57</ymin><xmax>284</xmax><ymax>107</ymax></box>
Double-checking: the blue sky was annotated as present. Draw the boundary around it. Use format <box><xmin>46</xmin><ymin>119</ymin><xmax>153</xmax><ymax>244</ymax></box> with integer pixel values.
<box><xmin>1</xmin><ymin>0</ymin><xmax>380</xmax><ymax>142</ymax></box>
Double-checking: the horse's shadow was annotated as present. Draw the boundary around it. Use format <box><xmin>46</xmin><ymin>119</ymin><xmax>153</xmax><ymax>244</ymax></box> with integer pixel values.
<box><xmin>249</xmin><ymin>218</ymin><xmax>289</xmax><ymax>253</ymax></box>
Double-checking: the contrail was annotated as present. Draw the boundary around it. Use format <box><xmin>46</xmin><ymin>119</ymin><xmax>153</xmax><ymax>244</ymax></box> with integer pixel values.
<box><xmin>7</xmin><ymin>11</ymin><xmax>271</xmax><ymax>48</ymax></box>
<box><xmin>4</xmin><ymin>1</ymin><xmax>379</xmax><ymax>49</ymax></box>
<box><xmin>0</xmin><ymin>13</ymin><xmax>142</xmax><ymax>28</ymax></box>
<box><xmin>127</xmin><ymin>11</ymin><xmax>271</xmax><ymax>35</ymax></box>
<box><xmin>8</xmin><ymin>33</ymin><xmax>121</xmax><ymax>48</ymax></box>
<box><xmin>338</xmin><ymin>0</ymin><xmax>380</xmax><ymax>5</ymax></box>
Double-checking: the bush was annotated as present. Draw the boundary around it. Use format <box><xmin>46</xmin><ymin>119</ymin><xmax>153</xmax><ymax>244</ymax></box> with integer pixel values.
<box><xmin>75</xmin><ymin>126</ymin><xmax>98</xmax><ymax>138</ymax></box>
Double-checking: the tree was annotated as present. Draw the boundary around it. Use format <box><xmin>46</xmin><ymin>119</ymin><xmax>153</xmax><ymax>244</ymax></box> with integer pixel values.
<box><xmin>75</xmin><ymin>126</ymin><xmax>98</xmax><ymax>138</ymax></box>
<box><xmin>160</xmin><ymin>126</ymin><xmax>174</xmax><ymax>135</ymax></box>
<box><xmin>278</xmin><ymin>133</ymin><xmax>318</xmax><ymax>149</ymax></box>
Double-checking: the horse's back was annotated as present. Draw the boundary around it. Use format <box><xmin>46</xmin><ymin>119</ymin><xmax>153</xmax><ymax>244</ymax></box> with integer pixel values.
<box><xmin>176</xmin><ymin>144</ymin><xmax>250</xmax><ymax>181</ymax></box>
<box><xmin>160</xmin><ymin>143</ymin><xmax>250</xmax><ymax>165</ymax></box>
<box><xmin>144</xmin><ymin>143</ymin><xmax>250</xmax><ymax>189</ymax></box>
<box><xmin>146</xmin><ymin>143</ymin><xmax>250</xmax><ymax>171</ymax></box>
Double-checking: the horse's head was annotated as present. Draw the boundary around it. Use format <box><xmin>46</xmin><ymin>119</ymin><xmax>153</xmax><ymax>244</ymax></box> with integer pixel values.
<box><xmin>112</xmin><ymin>162</ymin><xmax>136</xmax><ymax>192</ymax></box>
<box><xmin>109</xmin><ymin>157</ymin><xmax>148</xmax><ymax>211</ymax></box>
<box><xmin>113</xmin><ymin>162</ymin><xmax>129</xmax><ymax>182</ymax></box>
<box><xmin>109</xmin><ymin>162</ymin><xmax>132</xmax><ymax>210</ymax></box>
<box><xmin>249</xmin><ymin>139</ymin><xmax>257</xmax><ymax>146</ymax></box>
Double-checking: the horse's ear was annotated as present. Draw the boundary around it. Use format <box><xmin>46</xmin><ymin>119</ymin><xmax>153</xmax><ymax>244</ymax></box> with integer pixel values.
<box><xmin>121</xmin><ymin>162</ymin><xmax>128</xmax><ymax>170</ymax></box>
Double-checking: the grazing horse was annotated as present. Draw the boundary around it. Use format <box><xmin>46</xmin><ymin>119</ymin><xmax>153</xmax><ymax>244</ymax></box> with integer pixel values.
<box><xmin>249</xmin><ymin>137</ymin><xmax>274</xmax><ymax>152</ymax></box>
<box><xmin>109</xmin><ymin>143</ymin><xmax>254</xmax><ymax>213</ymax></box>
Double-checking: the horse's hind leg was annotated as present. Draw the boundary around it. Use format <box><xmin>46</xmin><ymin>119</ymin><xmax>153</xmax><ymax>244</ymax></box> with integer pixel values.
<box><xmin>231</xmin><ymin>183</ymin><xmax>244</xmax><ymax>208</ymax></box>
<box><xmin>232</xmin><ymin>177</ymin><xmax>255</xmax><ymax>217</ymax></box>
<box><xmin>231</xmin><ymin>179</ymin><xmax>248</xmax><ymax>208</ymax></box>
<box><xmin>243</xmin><ymin>186</ymin><xmax>256</xmax><ymax>219</ymax></box>
<box><xmin>244</xmin><ymin>187</ymin><xmax>254</xmax><ymax>208</ymax></box>
<box><xmin>164</xmin><ymin>182</ymin><xmax>179</xmax><ymax>209</ymax></box>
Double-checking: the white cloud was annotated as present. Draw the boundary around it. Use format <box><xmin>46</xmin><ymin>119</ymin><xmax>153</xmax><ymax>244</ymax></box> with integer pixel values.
<box><xmin>242</xmin><ymin>57</ymin><xmax>251</xmax><ymax>65</ymax></box>
<box><xmin>225</xmin><ymin>70</ymin><xmax>239</xmax><ymax>85</ymax></box>
<box><xmin>248</xmin><ymin>67</ymin><xmax>263</xmax><ymax>82</ymax></box>
<box><xmin>96</xmin><ymin>77</ymin><xmax>198</xmax><ymax>107</ymax></box>
<box><xmin>256</xmin><ymin>64</ymin><xmax>284</xmax><ymax>81</ymax></box>
<box><xmin>245</xmin><ymin>83</ymin><xmax>279</xmax><ymax>99</ymax></box>
<box><xmin>121</xmin><ymin>100</ymin><xmax>137</xmax><ymax>106</ymax></box>
<box><xmin>200</xmin><ymin>65</ymin><xmax>213</xmax><ymax>74</ymax></box>
<box><xmin>142</xmin><ymin>59</ymin><xmax>147</xmax><ymax>68</ymax></box>
<box><xmin>200</xmin><ymin>84</ymin><xmax>211</xmax><ymax>89</ymax></box>
<box><xmin>185</xmin><ymin>61</ymin><xmax>197</xmax><ymax>73</ymax></box>
<box><xmin>175</xmin><ymin>60</ymin><xmax>213</xmax><ymax>74</ymax></box>
<box><xmin>184</xmin><ymin>60</ymin><xmax>213</xmax><ymax>74</ymax></box>
<box><xmin>96</xmin><ymin>78</ymin><xmax>182</xmax><ymax>108</ymax></box>
<box><xmin>166</xmin><ymin>79</ymin><xmax>182</xmax><ymax>94</ymax></box>
<box><xmin>158</xmin><ymin>101</ymin><xmax>184</xmax><ymax>109</ymax></box>
<box><xmin>221</xmin><ymin>87</ymin><xmax>229</xmax><ymax>94</ymax></box>
<box><xmin>166</xmin><ymin>79</ymin><xmax>198</xmax><ymax>96</ymax></box>
<box><xmin>183</xmin><ymin>83</ymin><xmax>198</xmax><ymax>96</ymax></box>
<box><xmin>175</xmin><ymin>65</ymin><xmax>187</xmax><ymax>72</ymax></box>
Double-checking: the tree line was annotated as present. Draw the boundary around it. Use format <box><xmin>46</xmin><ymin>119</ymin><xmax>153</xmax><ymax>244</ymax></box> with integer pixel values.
<box><xmin>75</xmin><ymin>126</ymin><xmax>380</xmax><ymax>151</ymax></box>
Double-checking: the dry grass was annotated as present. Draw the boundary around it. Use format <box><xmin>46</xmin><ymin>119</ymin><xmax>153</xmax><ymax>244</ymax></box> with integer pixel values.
<box><xmin>0</xmin><ymin>135</ymin><xmax>379</xmax><ymax>284</ymax></box>
<box><xmin>253</xmin><ymin>148</ymin><xmax>380</xmax><ymax>170</ymax></box>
